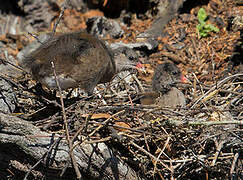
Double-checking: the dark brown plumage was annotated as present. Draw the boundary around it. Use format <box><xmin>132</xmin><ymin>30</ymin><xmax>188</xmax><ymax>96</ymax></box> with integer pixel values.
<box><xmin>21</xmin><ymin>31</ymin><xmax>136</xmax><ymax>94</ymax></box>
<box><xmin>152</xmin><ymin>62</ymin><xmax>183</xmax><ymax>93</ymax></box>
<box><xmin>140</xmin><ymin>62</ymin><xmax>187</xmax><ymax>107</ymax></box>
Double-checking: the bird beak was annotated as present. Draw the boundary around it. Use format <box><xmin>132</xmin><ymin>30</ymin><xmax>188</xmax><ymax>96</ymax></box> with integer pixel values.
<box><xmin>136</xmin><ymin>62</ymin><xmax>146</xmax><ymax>73</ymax></box>
<box><xmin>181</xmin><ymin>74</ymin><xmax>189</xmax><ymax>83</ymax></box>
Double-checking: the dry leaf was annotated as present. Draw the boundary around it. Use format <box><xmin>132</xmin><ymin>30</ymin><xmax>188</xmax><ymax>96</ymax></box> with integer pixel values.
<box><xmin>81</xmin><ymin>113</ymin><xmax>111</xmax><ymax>119</ymax></box>
<box><xmin>114</xmin><ymin>122</ymin><xmax>131</xmax><ymax>132</ymax></box>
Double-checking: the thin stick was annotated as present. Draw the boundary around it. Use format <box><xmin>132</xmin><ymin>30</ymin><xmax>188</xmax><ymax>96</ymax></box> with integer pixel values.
<box><xmin>165</xmin><ymin>119</ymin><xmax>243</xmax><ymax>126</ymax></box>
<box><xmin>153</xmin><ymin>136</ymin><xmax>171</xmax><ymax>175</ymax></box>
<box><xmin>211</xmin><ymin>140</ymin><xmax>226</xmax><ymax>166</ymax></box>
<box><xmin>27</xmin><ymin>32</ymin><xmax>44</xmax><ymax>44</ymax></box>
<box><xmin>0</xmin><ymin>57</ymin><xmax>28</xmax><ymax>73</ymax></box>
<box><xmin>51</xmin><ymin>61</ymin><xmax>81</xmax><ymax>179</ymax></box>
<box><xmin>132</xmin><ymin>74</ymin><xmax>144</xmax><ymax>92</ymax></box>
<box><xmin>230</xmin><ymin>152</ymin><xmax>239</xmax><ymax>175</ymax></box>
<box><xmin>70</xmin><ymin>110</ymin><xmax>125</xmax><ymax>152</ymax></box>
<box><xmin>24</xmin><ymin>137</ymin><xmax>62</xmax><ymax>180</ymax></box>
<box><xmin>48</xmin><ymin>0</ymin><xmax>81</xmax><ymax>178</ymax></box>
<box><xmin>130</xmin><ymin>141</ymin><xmax>173</xmax><ymax>172</ymax></box>
<box><xmin>51</xmin><ymin>0</ymin><xmax>70</xmax><ymax>37</ymax></box>
<box><xmin>178</xmin><ymin>83</ymin><xmax>243</xmax><ymax>96</ymax></box>
<box><xmin>191</xmin><ymin>74</ymin><xmax>243</xmax><ymax>108</ymax></box>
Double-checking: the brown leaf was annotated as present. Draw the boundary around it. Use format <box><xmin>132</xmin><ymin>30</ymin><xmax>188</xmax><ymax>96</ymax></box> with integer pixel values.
<box><xmin>114</xmin><ymin>122</ymin><xmax>131</xmax><ymax>132</ymax></box>
<box><xmin>81</xmin><ymin>113</ymin><xmax>111</xmax><ymax>119</ymax></box>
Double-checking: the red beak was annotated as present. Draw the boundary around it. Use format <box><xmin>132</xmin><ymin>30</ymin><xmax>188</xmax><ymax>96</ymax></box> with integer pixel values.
<box><xmin>136</xmin><ymin>62</ymin><xmax>146</xmax><ymax>73</ymax></box>
<box><xmin>181</xmin><ymin>74</ymin><xmax>188</xmax><ymax>83</ymax></box>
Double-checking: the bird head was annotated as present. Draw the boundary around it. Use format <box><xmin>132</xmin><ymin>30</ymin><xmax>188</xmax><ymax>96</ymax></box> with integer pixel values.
<box><xmin>114</xmin><ymin>53</ymin><xmax>145</xmax><ymax>73</ymax></box>
<box><xmin>152</xmin><ymin>62</ymin><xmax>187</xmax><ymax>93</ymax></box>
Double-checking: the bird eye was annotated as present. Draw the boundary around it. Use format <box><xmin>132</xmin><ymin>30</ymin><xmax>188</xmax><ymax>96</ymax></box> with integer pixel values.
<box><xmin>171</xmin><ymin>71</ymin><xmax>178</xmax><ymax>75</ymax></box>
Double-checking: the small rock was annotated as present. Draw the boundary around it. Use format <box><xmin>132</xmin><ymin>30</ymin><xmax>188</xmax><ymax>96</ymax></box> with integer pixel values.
<box><xmin>86</xmin><ymin>16</ymin><xmax>124</xmax><ymax>38</ymax></box>
<box><xmin>18</xmin><ymin>0</ymin><xmax>59</xmax><ymax>30</ymax></box>
<box><xmin>110</xmin><ymin>39</ymin><xmax>158</xmax><ymax>52</ymax></box>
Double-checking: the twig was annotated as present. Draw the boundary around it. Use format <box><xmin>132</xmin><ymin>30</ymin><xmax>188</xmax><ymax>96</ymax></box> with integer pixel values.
<box><xmin>130</xmin><ymin>141</ymin><xmax>173</xmax><ymax>172</ymax></box>
<box><xmin>192</xmin><ymin>73</ymin><xmax>205</xmax><ymax>97</ymax></box>
<box><xmin>82</xmin><ymin>86</ymin><xmax>110</xmax><ymax>133</ymax></box>
<box><xmin>39</xmin><ymin>96</ymin><xmax>62</xmax><ymax>108</ymax></box>
<box><xmin>24</xmin><ymin>137</ymin><xmax>62</xmax><ymax>180</ymax></box>
<box><xmin>230</xmin><ymin>152</ymin><xmax>239</xmax><ymax>175</ymax></box>
<box><xmin>27</xmin><ymin>32</ymin><xmax>44</xmax><ymax>44</ymax></box>
<box><xmin>178</xmin><ymin>83</ymin><xmax>243</xmax><ymax>96</ymax></box>
<box><xmin>160</xmin><ymin>153</ymin><xmax>233</xmax><ymax>164</ymax></box>
<box><xmin>132</xmin><ymin>74</ymin><xmax>144</xmax><ymax>92</ymax></box>
<box><xmin>0</xmin><ymin>73</ymin><xmax>26</xmax><ymax>90</ymax></box>
<box><xmin>143</xmin><ymin>106</ymin><xmax>185</xmax><ymax>116</ymax></box>
<box><xmin>165</xmin><ymin>119</ymin><xmax>243</xmax><ymax>126</ymax></box>
<box><xmin>51</xmin><ymin>0</ymin><xmax>70</xmax><ymax>37</ymax></box>
<box><xmin>70</xmin><ymin>110</ymin><xmax>125</xmax><ymax>152</ymax></box>
<box><xmin>0</xmin><ymin>57</ymin><xmax>28</xmax><ymax>73</ymax></box>
<box><xmin>51</xmin><ymin>61</ymin><xmax>81</xmax><ymax>179</ymax></box>
<box><xmin>211</xmin><ymin>140</ymin><xmax>226</xmax><ymax>166</ymax></box>
<box><xmin>191</xmin><ymin>74</ymin><xmax>243</xmax><ymax>108</ymax></box>
<box><xmin>153</xmin><ymin>136</ymin><xmax>171</xmax><ymax>175</ymax></box>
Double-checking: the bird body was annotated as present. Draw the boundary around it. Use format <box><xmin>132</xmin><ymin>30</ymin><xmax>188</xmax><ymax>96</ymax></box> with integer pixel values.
<box><xmin>154</xmin><ymin>87</ymin><xmax>186</xmax><ymax>107</ymax></box>
<box><xmin>21</xmin><ymin>32</ymin><xmax>130</xmax><ymax>94</ymax></box>
<box><xmin>152</xmin><ymin>62</ymin><xmax>183</xmax><ymax>93</ymax></box>
<box><xmin>140</xmin><ymin>62</ymin><xmax>186</xmax><ymax>107</ymax></box>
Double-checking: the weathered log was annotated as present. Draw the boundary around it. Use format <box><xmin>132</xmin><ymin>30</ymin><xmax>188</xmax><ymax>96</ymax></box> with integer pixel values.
<box><xmin>0</xmin><ymin>113</ymin><xmax>143</xmax><ymax>179</ymax></box>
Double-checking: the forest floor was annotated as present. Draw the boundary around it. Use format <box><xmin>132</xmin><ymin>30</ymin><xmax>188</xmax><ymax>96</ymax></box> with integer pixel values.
<box><xmin>0</xmin><ymin>0</ymin><xmax>242</xmax><ymax>179</ymax></box>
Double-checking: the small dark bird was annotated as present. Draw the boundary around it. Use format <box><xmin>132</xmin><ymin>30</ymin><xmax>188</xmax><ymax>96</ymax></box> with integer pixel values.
<box><xmin>140</xmin><ymin>62</ymin><xmax>187</xmax><ymax>107</ymax></box>
<box><xmin>21</xmin><ymin>31</ymin><xmax>139</xmax><ymax>94</ymax></box>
